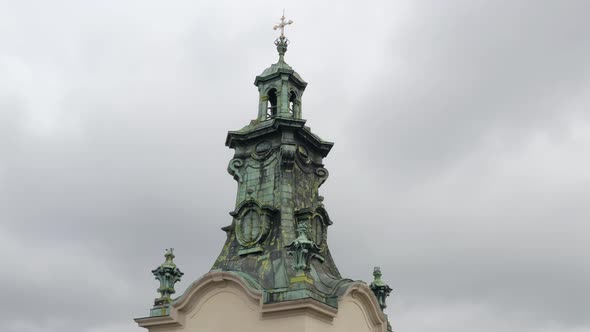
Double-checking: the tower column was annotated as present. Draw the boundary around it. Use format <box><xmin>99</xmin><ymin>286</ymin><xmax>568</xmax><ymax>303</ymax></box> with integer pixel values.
<box><xmin>280</xmin><ymin>74</ymin><xmax>290</xmax><ymax>116</ymax></box>
<box><xmin>258</xmin><ymin>87</ymin><xmax>267</xmax><ymax>120</ymax></box>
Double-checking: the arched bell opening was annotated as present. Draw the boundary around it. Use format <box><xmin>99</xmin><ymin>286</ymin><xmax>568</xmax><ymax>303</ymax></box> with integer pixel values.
<box><xmin>288</xmin><ymin>91</ymin><xmax>297</xmax><ymax>117</ymax></box>
<box><xmin>266</xmin><ymin>88</ymin><xmax>278</xmax><ymax>119</ymax></box>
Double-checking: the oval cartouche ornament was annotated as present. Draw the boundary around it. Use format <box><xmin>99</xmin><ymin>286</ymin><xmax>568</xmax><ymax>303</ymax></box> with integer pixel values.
<box><xmin>255</xmin><ymin>141</ymin><xmax>272</xmax><ymax>154</ymax></box>
<box><xmin>236</xmin><ymin>209</ymin><xmax>262</xmax><ymax>246</ymax></box>
<box><xmin>297</xmin><ymin>145</ymin><xmax>310</xmax><ymax>164</ymax></box>
<box><xmin>312</xmin><ymin>214</ymin><xmax>324</xmax><ymax>246</ymax></box>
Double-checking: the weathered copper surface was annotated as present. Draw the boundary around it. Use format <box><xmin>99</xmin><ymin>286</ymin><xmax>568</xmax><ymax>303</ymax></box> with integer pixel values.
<box><xmin>212</xmin><ymin>35</ymin><xmax>355</xmax><ymax>307</ymax></box>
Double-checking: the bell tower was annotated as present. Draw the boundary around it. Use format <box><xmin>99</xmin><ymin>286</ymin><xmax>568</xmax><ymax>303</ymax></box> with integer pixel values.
<box><xmin>135</xmin><ymin>13</ymin><xmax>394</xmax><ymax>332</ymax></box>
<box><xmin>255</xmin><ymin>35</ymin><xmax>306</xmax><ymax>120</ymax></box>
<box><xmin>216</xmin><ymin>17</ymin><xmax>341</xmax><ymax>303</ymax></box>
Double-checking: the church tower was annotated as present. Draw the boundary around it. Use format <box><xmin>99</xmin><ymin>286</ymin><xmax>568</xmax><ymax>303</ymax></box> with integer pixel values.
<box><xmin>135</xmin><ymin>13</ymin><xmax>393</xmax><ymax>332</ymax></box>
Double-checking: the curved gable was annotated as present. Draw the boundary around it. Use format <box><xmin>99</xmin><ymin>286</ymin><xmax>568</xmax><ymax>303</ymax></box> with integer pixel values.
<box><xmin>136</xmin><ymin>272</ymin><xmax>388</xmax><ymax>332</ymax></box>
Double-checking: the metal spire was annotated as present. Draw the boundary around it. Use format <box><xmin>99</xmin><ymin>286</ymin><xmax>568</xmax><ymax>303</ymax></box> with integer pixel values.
<box><xmin>273</xmin><ymin>9</ymin><xmax>293</xmax><ymax>38</ymax></box>
<box><xmin>273</xmin><ymin>10</ymin><xmax>293</xmax><ymax>62</ymax></box>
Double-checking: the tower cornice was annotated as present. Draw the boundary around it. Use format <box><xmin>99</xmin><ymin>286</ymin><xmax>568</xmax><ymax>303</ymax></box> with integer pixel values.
<box><xmin>225</xmin><ymin>117</ymin><xmax>333</xmax><ymax>157</ymax></box>
<box><xmin>254</xmin><ymin>66</ymin><xmax>308</xmax><ymax>90</ymax></box>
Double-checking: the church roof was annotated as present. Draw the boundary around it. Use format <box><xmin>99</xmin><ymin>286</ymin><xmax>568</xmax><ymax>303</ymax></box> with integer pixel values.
<box><xmin>252</xmin><ymin>33</ymin><xmax>307</xmax><ymax>89</ymax></box>
<box><xmin>254</xmin><ymin>59</ymin><xmax>307</xmax><ymax>88</ymax></box>
<box><xmin>138</xmin><ymin>16</ymin><xmax>392</xmax><ymax>331</ymax></box>
<box><xmin>215</xmin><ymin>34</ymin><xmax>346</xmax><ymax>308</ymax></box>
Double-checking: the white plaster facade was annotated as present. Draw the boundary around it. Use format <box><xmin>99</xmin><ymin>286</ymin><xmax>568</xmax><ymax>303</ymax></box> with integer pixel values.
<box><xmin>135</xmin><ymin>271</ymin><xmax>389</xmax><ymax>332</ymax></box>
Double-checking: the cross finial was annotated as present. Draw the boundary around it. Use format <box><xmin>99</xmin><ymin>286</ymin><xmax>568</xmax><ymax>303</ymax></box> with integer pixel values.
<box><xmin>273</xmin><ymin>9</ymin><xmax>293</xmax><ymax>38</ymax></box>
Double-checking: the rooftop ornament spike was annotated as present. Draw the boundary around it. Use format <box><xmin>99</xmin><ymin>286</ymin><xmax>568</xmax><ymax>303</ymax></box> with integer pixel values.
<box><xmin>273</xmin><ymin>10</ymin><xmax>293</xmax><ymax>62</ymax></box>
<box><xmin>370</xmin><ymin>267</ymin><xmax>394</xmax><ymax>331</ymax></box>
<box><xmin>150</xmin><ymin>248</ymin><xmax>184</xmax><ymax>316</ymax></box>
<box><xmin>370</xmin><ymin>266</ymin><xmax>393</xmax><ymax>310</ymax></box>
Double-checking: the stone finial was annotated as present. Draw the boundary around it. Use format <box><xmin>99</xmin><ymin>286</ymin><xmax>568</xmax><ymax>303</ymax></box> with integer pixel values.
<box><xmin>151</xmin><ymin>249</ymin><xmax>184</xmax><ymax>310</ymax></box>
<box><xmin>370</xmin><ymin>266</ymin><xmax>393</xmax><ymax>310</ymax></box>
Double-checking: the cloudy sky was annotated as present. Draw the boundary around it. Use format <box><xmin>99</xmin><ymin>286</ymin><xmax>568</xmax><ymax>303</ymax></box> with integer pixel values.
<box><xmin>1</xmin><ymin>1</ymin><xmax>589</xmax><ymax>331</ymax></box>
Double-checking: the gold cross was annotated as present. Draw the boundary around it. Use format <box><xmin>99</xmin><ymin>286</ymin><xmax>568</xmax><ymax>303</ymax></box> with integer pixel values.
<box><xmin>273</xmin><ymin>10</ymin><xmax>293</xmax><ymax>38</ymax></box>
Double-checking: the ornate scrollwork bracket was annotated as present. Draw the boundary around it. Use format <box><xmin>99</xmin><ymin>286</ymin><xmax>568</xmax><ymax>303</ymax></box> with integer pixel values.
<box><xmin>227</xmin><ymin>158</ymin><xmax>245</xmax><ymax>182</ymax></box>
<box><xmin>280</xmin><ymin>144</ymin><xmax>297</xmax><ymax>171</ymax></box>
<box><xmin>315</xmin><ymin>167</ymin><xmax>329</xmax><ymax>187</ymax></box>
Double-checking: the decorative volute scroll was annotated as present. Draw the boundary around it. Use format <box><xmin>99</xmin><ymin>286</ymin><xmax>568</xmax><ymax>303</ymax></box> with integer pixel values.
<box><xmin>227</xmin><ymin>158</ymin><xmax>244</xmax><ymax>182</ymax></box>
<box><xmin>291</xmin><ymin>144</ymin><xmax>330</xmax><ymax>189</ymax></box>
<box><xmin>230</xmin><ymin>197</ymin><xmax>278</xmax><ymax>256</ymax></box>
<box><xmin>315</xmin><ymin>167</ymin><xmax>329</xmax><ymax>187</ymax></box>
<box><xmin>280</xmin><ymin>144</ymin><xmax>297</xmax><ymax>170</ymax></box>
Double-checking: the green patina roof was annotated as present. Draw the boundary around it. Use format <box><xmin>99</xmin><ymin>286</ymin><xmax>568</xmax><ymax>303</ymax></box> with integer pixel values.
<box><xmin>211</xmin><ymin>36</ymin><xmax>352</xmax><ymax>307</ymax></box>
<box><xmin>258</xmin><ymin>57</ymin><xmax>292</xmax><ymax>77</ymax></box>
<box><xmin>146</xmin><ymin>33</ymin><xmax>392</xmax><ymax>321</ymax></box>
<box><xmin>255</xmin><ymin>59</ymin><xmax>306</xmax><ymax>86</ymax></box>
<box><xmin>254</xmin><ymin>35</ymin><xmax>307</xmax><ymax>88</ymax></box>
<box><xmin>141</xmin><ymin>19</ymin><xmax>394</xmax><ymax>331</ymax></box>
